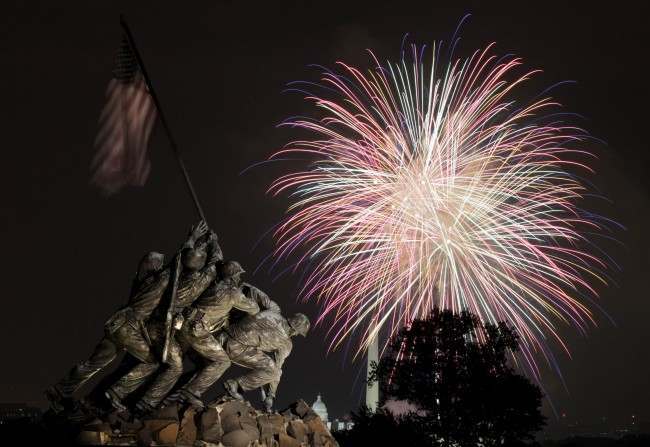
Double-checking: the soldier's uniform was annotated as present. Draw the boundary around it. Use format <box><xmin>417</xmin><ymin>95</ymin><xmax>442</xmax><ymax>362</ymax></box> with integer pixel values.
<box><xmin>53</xmin><ymin>253</ymin><xmax>170</xmax><ymax>399</ymax></box>
<box><xmin>136</xmin><ymin>236</ymin><xmax>222</xmax><ymax>409</ymax></box>
<box><xmin>176</xmin><ymin>281</ymin><xmax>278</xmax><ymax>399</ymax></box>
<box><xmin>224</xmin><ymin>310</ymin><xmax>295</xmax><ymax>399</ymax></box>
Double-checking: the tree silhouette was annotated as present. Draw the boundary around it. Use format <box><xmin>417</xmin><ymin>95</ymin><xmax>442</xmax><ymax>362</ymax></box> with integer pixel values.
<box><xmin>340</xmin><ymin>308</ymin><xmax>546</xmax><ymax>446</ymax></box>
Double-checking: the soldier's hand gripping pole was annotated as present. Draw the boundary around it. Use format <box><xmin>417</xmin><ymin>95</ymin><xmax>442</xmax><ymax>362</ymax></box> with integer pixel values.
<box><xmin>162</xmin><ymin>252</ymin><xmax>183</xmax><ymax>364</ymax></box>
<box><xmin>161</xmin><ymin>220</ymin><xmax>209</xmax><ymax>363</ymax></box>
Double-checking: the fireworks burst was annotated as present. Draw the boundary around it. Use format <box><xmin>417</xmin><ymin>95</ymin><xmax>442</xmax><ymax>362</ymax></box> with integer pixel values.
<box><xmin>268</xmin><ymin>43</ymin><xmax>611</xmax><ymax>377</ymax></box>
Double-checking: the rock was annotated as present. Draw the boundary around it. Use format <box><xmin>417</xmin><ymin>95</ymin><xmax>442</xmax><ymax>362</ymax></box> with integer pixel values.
<box><xmin>106</xmin><ymin>410</ymin><xmax>131</xmax><ymax>427</ymax></box>
<box><xmin>309</xmin><ymin>432</ymin><xmax>324</xmax><ymax>447</ymax></box>
<box><xmin>156</xmin><ymin>421</ymin><xmax>180</xmax><ymax>445</ymax></box>
<box><xmin>82</xmin><ymin>420</ymin><xmax>112</xmax><ymax>434</ymax></box>
<box><xmin>221</xmin><ymin>413</ymin><xmax>242</xmax><ymax>434</ymax></box>
<box><xmin>143</xmin><ymin>418</ymin><xmax>174</xmax><ymax>434</ymax></box>
<box><xmin>219</xmin><ymin>400</ymin><xmax>255</xmax><ymax>419</ymax></box>
<box><xmin>239</xmin><ymin>414</ymin><xmax>259</xmax><ymax>431</ymax></box>
<box><xmin>304</xmin><ymin>415</ymin><xmax>330</xmax><ymax>436</ymax></box>
<box><xmin>304</xmin><ymin>415</ymin><xmax>338</xmax><ymax>447</ymax></box>
<box><xmin>256</xmin><ymin>414</ymin><xmax>273</xmax><ymax>438</ymax></box>
<box><xmin>194</xmin><ymin>442</ymin><xmax>223</xmax><ymax>447</ymax></box>
<box><xmin>257</xmin><ymin>414</ymin><xmax>286</xmax><ymax>437</ymax></box>
<box><xmin>77</xmin><ymin>429</ymin><xmax>111</xmax><ymax>445</ymax></box>
<box><xmin>199</xmin><ymin>407</ymin><xmax>223</xmax><ymax>443</ymax></box>
<box><xmin>309</xmin><ymin>431</ymin><xmax>339</xmax><ymax>447</ymax></box>
<box><xmin>268</xmin><ymin>414</ymin><xmax>286</xmax><ymax>435</ymax></box>
<box><xmin>221</xmin><ymin>428</ymin><xmax>254</xmax><ymax>447</ymax></box>
<box><xmin>256</xmin><ymin>412</ymin><xmax>286</xmax><ymax>446</ymax></box>
<box><xmin>286</xmin><ymin>420</ymin><xmax>308</xmax><ymax>443</ymax></box>
<box><xmin>290</xmin><ymin>400</ymin><xmax>312</xmax><ymax>419</ymax></box>
<box><xmin>150</xmin><ymin>404</ymin><xmax>179</xmax><ymax>421</ymax></box>
<box><xmin>139</xmin><ymin>404</ymin><xmax>180</xmax><ymax>445</ymax></box>
<box><xmin>242</xmin><ymin>426</ymin><xmax>260</xmax><ymax>443</ymax></box>
<box><xmin>139</xmin><ymin>419</ymin><xmax>179</xmax><ymax>445</ymax></box>
<box><xmin>277</xmin><ymin>433</ymin><xmax>301</xmax><ymax>447</ymax></box>
<box><xmin>136</xmin><ymin>426</ymin><xmax>153</xmax><ymax>447</ymax></box>
<box><xmin>177</xmin><ymin>407</ymin><xmax>198</xmax><ymax>446</ymax></box>
<box><xmin>120</xmin><ymin>419</ymin><xmax>144</xmax><ymax>434</ymax></box>
<box><xmin>280</xmin><ymin>409</ymin><xmax>296</xmax><ymax>424</ymax></box>
<box><xmin>72</xmin><ymin>397</ymin><xmax>338</xmax><ymax>447</ymax></box>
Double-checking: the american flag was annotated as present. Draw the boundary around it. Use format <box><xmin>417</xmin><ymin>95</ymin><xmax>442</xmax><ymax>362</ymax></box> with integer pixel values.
<box><xmin>91</xmin><ymin>35</ymin><xmax>158</xmax><ymax>194</ymax></box>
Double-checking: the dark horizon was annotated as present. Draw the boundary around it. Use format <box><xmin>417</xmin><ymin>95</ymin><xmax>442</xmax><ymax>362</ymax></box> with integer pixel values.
<box><xmin>1</xmin><ymin>1</ymin><xmax>648</xmax><ymax>438</ymax></box>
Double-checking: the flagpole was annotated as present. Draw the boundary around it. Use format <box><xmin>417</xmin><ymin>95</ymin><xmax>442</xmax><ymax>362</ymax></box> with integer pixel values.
<box><xmin>119</xmin><ymin>14</ymin><xmax>207</xmax><ymax>224</ymax></box>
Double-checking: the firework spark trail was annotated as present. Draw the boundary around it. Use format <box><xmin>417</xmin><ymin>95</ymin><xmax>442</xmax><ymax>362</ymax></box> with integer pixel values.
<box><xmin>268</xmin><ymin>43</ymin><xmax>611</xmax><ymax>378</ymax></box>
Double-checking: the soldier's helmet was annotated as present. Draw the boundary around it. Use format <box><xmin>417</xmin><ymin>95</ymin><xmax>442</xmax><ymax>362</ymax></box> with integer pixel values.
<box><xmin>182</xmin><ymin>243</ymin><xmax>208</xmax><ymax>271</ymax></box>
<box><xmin>220</xmin><ymin>260</ymin><xmax>246</xmax><ymax>279</ymax></box>
<box><xmin>288</xmin><ymin>313</ymin><xmax>310</xmax><ymax>337</ymax></box>
<box><xmin>137</xmin><ymin>251</ymin><xmax>165</xmax><ymax>280</ymax></box>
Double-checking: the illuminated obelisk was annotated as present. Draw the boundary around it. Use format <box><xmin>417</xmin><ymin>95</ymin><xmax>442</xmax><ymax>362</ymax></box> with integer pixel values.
<box><xmin>365</xmin><ymin>335</ymin><xmax>379</xmax><ymax>411</ymax></box>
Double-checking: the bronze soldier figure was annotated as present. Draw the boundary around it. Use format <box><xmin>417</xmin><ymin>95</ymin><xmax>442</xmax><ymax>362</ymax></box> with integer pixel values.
<box><xmin>222</xmin><ymin>310</ymin><xmax>310</xmax><ymax>412</ymax></box>
<box><xmin>46</xmin><ymin>221</ymin><xmax>210</xmax><ymax>413</ymax></box>
<box><xmin>133</xmin><ymin>227</ymin><xmax>223</xmax><ymax>413</ymax></box>
<box><xmin>46</xmin><ymin>251</ymin><xmax>170</xmax><ymax>412</ymax></box>
<box><xmin>168</xmin><ymin>261</ymin><xmax>279</xmax><ymax>407</ymax></box>
<box><xmin>102</xmin><ymin>221</ymin><xmax>216</xmax><ymax>410</ymax></box>
<box><xmin>46</xmin><ymin>251</ymin><xmax>169</xmax><ymax>412</ymax></box>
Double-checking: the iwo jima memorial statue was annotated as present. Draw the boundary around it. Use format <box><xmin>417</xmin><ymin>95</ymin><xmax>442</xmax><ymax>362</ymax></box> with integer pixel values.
<box><xmin>42</xmin><ymin>17</ymin><xmax>338</xmax><ymax>447</ymax></box>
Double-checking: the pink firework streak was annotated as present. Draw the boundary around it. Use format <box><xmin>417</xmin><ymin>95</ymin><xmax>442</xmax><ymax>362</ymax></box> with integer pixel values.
<box><xmin>267</xmin><ymin>43</ymin><xmax>612</xmax><ymax>379</ymax></box>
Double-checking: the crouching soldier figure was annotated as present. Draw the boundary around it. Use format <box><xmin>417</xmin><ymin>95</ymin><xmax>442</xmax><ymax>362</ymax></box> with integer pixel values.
<box><xmin>46</xmin><ymin>221</ymin><xmax>213</xmax><ymax>413</ymax></box>
<box><xmin>168</xmin><ymin>261</ymin><xmax>278</xmax><ymax>407</ymax></box>
<box><xmin>222</xmin><ymin>310</ymin><xmax>310</xmax><ymax>412</ymax></box>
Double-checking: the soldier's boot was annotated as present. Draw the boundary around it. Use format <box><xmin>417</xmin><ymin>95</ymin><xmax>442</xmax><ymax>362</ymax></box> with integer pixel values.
<box><xmin>176</xmin><ymin>389</ymin><xmax>205</xmax><ymax>409</ymax></box>
<box><xmin>45</xmin><ymin>385</ymin><xmax>75</xmax><ymax>414</ymax></box>
<box><xmin>160</xmin><ymin>389</ymin><xmax>201</xmax><ymax>409</ymax></box>
<box><xmin>134</xmin><ymin>400</ymin><xmax>156</xmax><ymax>418</ymax></box>
<box><xmin>224</xmin><ymin>379</ymin><xmax>243</xmax><ymax>400</ymax></box>
<box><xmin>161</xmin><ymin>391</ymin><xmax>181</xmax><ymax>407</ymax></box>
<box><xmin>45</xmin><ymin>386</ymin><xmax>90</xmax><ymax>422</ymax></box>
<box><xmin>104</xmin><ymin>388</ymin><xmax>128</xmax><ymax>412</ymax></box>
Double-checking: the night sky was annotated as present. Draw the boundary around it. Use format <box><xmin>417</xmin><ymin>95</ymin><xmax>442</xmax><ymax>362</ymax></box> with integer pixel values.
<box><xmin>1</xmin><ymin>0</ymin><xmax>649</xmax><ymax>437</ymax></box>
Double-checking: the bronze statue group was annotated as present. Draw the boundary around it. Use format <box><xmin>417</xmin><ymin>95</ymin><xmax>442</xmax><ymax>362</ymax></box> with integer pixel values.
<box><xmin>46</xmin><ymin>221</ymin><xmax>310</xmax><ymax>418</ymax></box>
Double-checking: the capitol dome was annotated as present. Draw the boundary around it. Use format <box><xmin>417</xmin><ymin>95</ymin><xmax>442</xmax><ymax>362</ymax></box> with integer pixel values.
<box><xmin>311</xmin><ymin>394</ymin><xmax>329</xmax><ymax>423</ymax></box>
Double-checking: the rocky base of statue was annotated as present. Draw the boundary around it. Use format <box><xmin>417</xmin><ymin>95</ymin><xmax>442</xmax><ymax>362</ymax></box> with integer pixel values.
<box><xmin>65</xmin><ymin>397</ymin><xmax>337</xmax><ymax>447</ymax></box>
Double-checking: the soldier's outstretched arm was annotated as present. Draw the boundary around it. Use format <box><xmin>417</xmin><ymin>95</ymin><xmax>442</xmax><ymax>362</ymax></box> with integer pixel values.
<box><xmin>232</xmin><ymin>291</ymin><xmax>261</xmax><ymax>315</ymax></box>
<box><xmin>188</xmin><ymin>230</ymin><xmax>222</xmax><ymax>296</ymax></box>
<box><xmin>186</xmin><ymin>231</ymin><xmax>223</xmax><ymax>303</ymax></box>
<box><xmin>205</xmin><ymin>230</ymin><xmax>223</xmax><ymax>266</ymax></box>
<box><xmin>242</xmin><ymin>283</ymin><xmax>281</xmax><ymax>313</ymax></box>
